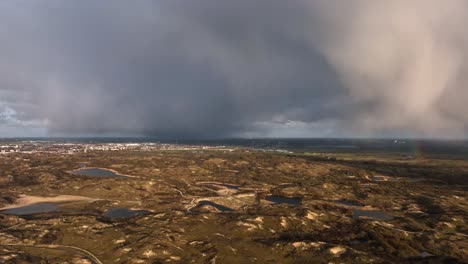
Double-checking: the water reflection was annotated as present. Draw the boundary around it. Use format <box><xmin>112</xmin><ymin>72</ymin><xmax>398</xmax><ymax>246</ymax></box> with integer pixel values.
<box><xmin>104</xmin><ymin>208</ymin><xmax>150</xmax><ymax>219</ymax></box>
<box><xmin>352</xmin><ymin>209</ymin><xmax>394</xmax><ymax>220</ymax></box>
<box><xmin>197</xmin><ymin>201</ymin><xmax>233</xmax><ymax>212</ymax></box>
<box><xmin>265</xmin><ymin>195</ymin><xmax>302</xmax><ymax>205</ymax></box>
<box><xmin>72</xmin><ymin>168</ymin><xmax>126</xmax><ymax>178</ymax></box>
<box><xmin>1</xmin><ymin>203</ymin><xmax>58</xmax><ymax>215</ymax></box>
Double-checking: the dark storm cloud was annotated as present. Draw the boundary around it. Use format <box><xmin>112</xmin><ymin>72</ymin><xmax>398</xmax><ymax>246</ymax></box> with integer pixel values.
<box><xmin>0</xmin><ymin>1</ymin><xmax>467</xmax><ymax>138</ymax></box>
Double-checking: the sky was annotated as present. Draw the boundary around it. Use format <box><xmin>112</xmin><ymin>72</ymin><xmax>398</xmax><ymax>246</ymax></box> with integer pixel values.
<box><xmin>0</xmin><ymin>1</ymin><xmax>467</xmax><ymax>139</ymax></box>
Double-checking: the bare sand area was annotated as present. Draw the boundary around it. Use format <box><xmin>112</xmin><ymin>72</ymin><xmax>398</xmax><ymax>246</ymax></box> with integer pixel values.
<box><xmin>0</xmin><ymin>195</ymin><xmax>97</xmax><ymax>210</ymax></box>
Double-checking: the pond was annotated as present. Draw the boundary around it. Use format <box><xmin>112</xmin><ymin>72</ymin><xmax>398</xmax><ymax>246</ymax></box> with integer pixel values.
<box><xmin>72</xmin><ymin>168</ymin><xmax>127</xmax><ymax>178</ymax></box>
<box><xmin>265</xmin><ymin>195</ymin><xmax>302</xmax><ymax>205</ymax></box>
<box><xmin>197</xmin><ymin>201</ymin><xmax>233</xmax><ymax>212</ymax></box>
<box><xmin>1</xmin><ymin>203</ymin><xmax>58</xmax><ymax>215</ymax></box>
<box><xmin>352</xmin><ymin>209</ymin><xmax>394</xmax><ymax>221</ymax></box>
<box><xmin>104</xmin><ymin>208</ymin><xmax>150</xmax><ymax>219</ymax></box>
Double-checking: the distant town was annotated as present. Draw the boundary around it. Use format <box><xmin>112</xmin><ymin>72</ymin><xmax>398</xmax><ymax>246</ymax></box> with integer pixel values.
<box><xmin>0</xmin><ymin>141</ymin><xmax>234</xmax><ymax>155</ymax></box>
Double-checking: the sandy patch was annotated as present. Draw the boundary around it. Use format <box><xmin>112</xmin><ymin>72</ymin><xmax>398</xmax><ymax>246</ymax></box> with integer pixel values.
<box><xmin>0</xmin><ymin>195</ymin><xmax>97</xmax><ymax>210</ymax></box>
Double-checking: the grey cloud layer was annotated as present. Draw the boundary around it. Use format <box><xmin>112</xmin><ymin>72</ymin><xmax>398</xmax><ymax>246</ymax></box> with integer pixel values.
<box><xmin>0</xmin><ymin>1</ymin><xmax>467</xmax><ymax>138</ymax></box>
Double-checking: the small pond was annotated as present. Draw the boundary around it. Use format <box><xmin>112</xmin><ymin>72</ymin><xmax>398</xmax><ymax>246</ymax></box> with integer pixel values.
<box><xmin>72</xmin><ymin>168</ymin><xmax>127</xmax><ymax>178</ymax></box>
<box><xmin>197</xmin><ymin>201</ymin><xmax>233</xmax><ymax>212</ymax></box>
<box><xmin>352</xmin><ymin>209</ymin><xmax>394</xmax><ymax>221</ymax></box>
<box><xmin>1</xmin><ymin>203</ymin><xmax>58</xmax><ymax>215</ymax></box>
<box><xmin>265</xmin><ymin>195</ymin><xmax>302</xmax><ymax>205</ymax></box>
<box><xmin>104</xmin><ymin>208</ymin><xmax>150</xmax><ymax>219</ymax></box>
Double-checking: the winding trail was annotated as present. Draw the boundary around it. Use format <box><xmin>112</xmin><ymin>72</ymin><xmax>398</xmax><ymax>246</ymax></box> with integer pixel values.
<box><xmin>1</xmin><ymin>244</ymin><xmax>103</xmax><ymax>264</ymax></box>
